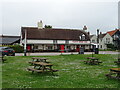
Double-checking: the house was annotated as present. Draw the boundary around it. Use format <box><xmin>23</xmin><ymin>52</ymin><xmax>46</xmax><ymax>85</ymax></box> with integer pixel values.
<box><xmin>107</xmin><ymin>29</ymin><xmax>120</xmax><ymax>48</ymax></box>
<box><xmin>90</xmin><ymin>32</ymin><xmax>113</xmax><ymax>50</ymax></box>
<box><xmin>20</xmin><ymin>21</ymin><xmax>91</xmax><ymax>52</ymax></box>
<box><xmin>0</xmin><ymin>35</ymin><xmax>20</xmax><ymax>46</ymax></box>
<box><xmin>90</xmin><ymin>35</ymin><xmax>97</xmax><ymax>50</ymax></box>
<box><xmin>99</xmin><ymin>33</ymin><xmax>113</xmax><ymax>49</ymax></box>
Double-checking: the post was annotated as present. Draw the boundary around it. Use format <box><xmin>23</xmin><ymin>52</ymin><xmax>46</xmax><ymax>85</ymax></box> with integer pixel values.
<box><xmin>24</xmin><ymin>29</ymin><xmax>27</xmax><ymax>56</ymax></box>
<box><xmin>95</xmin><ymin>29</ymin><xmax>99</xmax><ymax>54</ymax></box>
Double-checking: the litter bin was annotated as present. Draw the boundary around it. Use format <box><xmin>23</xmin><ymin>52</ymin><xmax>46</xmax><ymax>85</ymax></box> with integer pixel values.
<box><xmin>79</xmin><ymin>47</ymin><xmax>84</xmax><ymax>54</ymax></box>
<box><xmin>94</xmin><ymin>48</ymin><xmax>99</xmax><ymax>54</ymax></box>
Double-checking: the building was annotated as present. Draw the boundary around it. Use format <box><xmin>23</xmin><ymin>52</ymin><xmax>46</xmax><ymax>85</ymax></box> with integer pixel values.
<box><xmin>107</xmin><ymin>29</ymin><xmax>120</xmax><ymax>48</ymax></box>
<box><xmin>90</xmin><ymin>35</ymin><xmax>97</xmax><ymax>50</ymax></box>
<box><xmin>0</xmin><ymin>35</ymin><xmax>20</xmax><ymax>46</ymax></box>
<box><xmin>99</xmin><ymin>33</ymin><xmax>113</xmax><ymax>49</ymax></box>
<box><xmin>20</xmin><ymin>21</ymin><xmax>91</xmax><ymax>52</ymax></box>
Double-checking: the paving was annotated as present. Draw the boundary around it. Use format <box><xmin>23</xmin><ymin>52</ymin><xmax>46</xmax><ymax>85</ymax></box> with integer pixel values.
<box><xmin>15</xmin><ymin>51</ymin><xmax>118</xmax><ymax>56</ymax></box>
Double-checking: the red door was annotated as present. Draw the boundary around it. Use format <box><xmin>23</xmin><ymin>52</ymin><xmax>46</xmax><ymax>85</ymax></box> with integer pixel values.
<box><xmin>27</xmin><ymin>45</ymin><xmax>31</xmax><ymax>51</ymax></box>
<box><xmin>76</xmin><ymin>45</ymin><xmax>80</xmax><ymax>52</ymax></box>
<box><xmin>60</xmin><ymin>45</ymin><xmax>64</xmax><ymax>53</ymax></box>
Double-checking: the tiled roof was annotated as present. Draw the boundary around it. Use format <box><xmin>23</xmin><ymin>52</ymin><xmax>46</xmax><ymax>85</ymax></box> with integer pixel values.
<box><xmin>0</xmin><ymin>35</ymin><xmax>20</xmax><ymax>44</ymax></box>
<box><xmin>107</xmin><ymin>29</ymin><xmax>118</xmax><ymax>36</ymax></box>
<box><xmin>21</xmin><ymin>27</ymin><xmax>90</xmax><ymax>41</ymax></box>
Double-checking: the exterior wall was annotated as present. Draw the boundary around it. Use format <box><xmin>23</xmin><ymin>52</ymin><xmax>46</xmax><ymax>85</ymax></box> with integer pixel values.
<box><xmin>25</xmin><ymin>39</ymin><xmax>90</xmax><ymax>45</ymax></box>
<box><xmin>99</xmin><ymin>33</ymin><xmax>113</xmax><ymax>49</ymax></box>
<box><xmin>21</xmin><ymin>39</ymin><xmax>91</xmax><ymax>52</ymax></box>
<box><xmin>57</xmin><ymin>40</ymin><xmax>65</xmax><ymax>44</ymax></box>
<box><xmin>27</xmin><ymin>40</ymin><xmax>53</xmax><ymax>44</ymax></box>
<box><xmin>90</xmin><ymin>35</ymin><xmax>97</xmax><ymax>44</ymax></box>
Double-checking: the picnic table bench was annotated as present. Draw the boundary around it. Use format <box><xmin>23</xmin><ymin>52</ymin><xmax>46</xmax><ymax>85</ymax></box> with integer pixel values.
<box><xmin>27</xmin><ymin>61</ymin><xmax>58</xmax><ymax>74</ymax></box>
<box><xmin>0</xmin><ymin>56</ymin><xmax>6</xmax><ymax>63</ymax></box>
<box><xmin>114</xmin><ymin>58</ymin><xmax>120</xmax><ymax>65</ymax></box>
<box><xmin>29</xmin><ymin>57</ymin><xmax>50</xmax><ymax>64</ymax></box>
<box><xmin>106</xmin><ymin>68</ymin><xmax>120</xmax><ymax>80</ymax></box>
<box><xmin>84</xmin><ymin>57</ymin><xmax>102</xmax><ymax>65</ymax></box>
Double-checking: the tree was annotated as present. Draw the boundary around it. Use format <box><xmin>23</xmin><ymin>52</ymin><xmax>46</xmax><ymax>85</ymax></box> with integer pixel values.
<box><xmin>44</xmin><ymin>25</ymin><xmax>52</xmax><ymax>29</ymax></box>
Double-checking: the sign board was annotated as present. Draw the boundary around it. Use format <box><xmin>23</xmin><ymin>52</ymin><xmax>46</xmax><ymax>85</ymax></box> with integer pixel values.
<box><xmin>69</xmin><ymin>41</ymin><xmax>90</xmax><ymax>44</ymax></box>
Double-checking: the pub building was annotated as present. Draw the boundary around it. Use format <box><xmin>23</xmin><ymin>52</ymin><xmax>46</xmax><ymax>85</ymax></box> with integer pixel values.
<box><xmin>20</xmin><ymin>21</ymin><xmax>91</xmax><ymax>52</ymax></box>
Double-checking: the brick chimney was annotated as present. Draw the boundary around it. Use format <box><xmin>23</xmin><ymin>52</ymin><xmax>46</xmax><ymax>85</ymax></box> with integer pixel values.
<box><xmin>37</xmin><ymin>20</ymin><xmax>43</xmax><ymax>29</ymax></box>
<box><xmin>83</xmin><ymin>25</ymin><xmax>87</xmax><ymax>30</ymax></box>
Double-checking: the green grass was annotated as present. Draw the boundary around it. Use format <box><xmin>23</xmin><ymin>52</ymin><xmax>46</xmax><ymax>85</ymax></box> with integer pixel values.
<box><xmin>2</xmin><ymin>54</ymin><xmax>120</xmax><ymax>88</ymax></box>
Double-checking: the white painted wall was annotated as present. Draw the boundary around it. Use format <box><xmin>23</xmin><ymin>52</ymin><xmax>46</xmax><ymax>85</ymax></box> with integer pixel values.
<box><xmin>99</xmin><ymin>33</ymin><xmax>113</xmax><ymax>49</ymax></box>
<box><xmin>69</xmin><ymin>40</ymin><xmax>90</xmax><ymax>44</ymax></box>
<box><xmin>27</xmin><ymin>40</ymin><xmax>53</xmax><ymax>44</ymax></box>
<box><xmin>57</xmin><ymin>40</ymin><xmax>65</xmax><ymax>44</ymax></box>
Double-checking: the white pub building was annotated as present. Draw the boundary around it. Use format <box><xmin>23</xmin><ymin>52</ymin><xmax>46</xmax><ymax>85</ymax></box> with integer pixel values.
<box><xmin>20</xmin><ymin>21</ymin><xmax>91</xmax><ymax>52</ymax></box>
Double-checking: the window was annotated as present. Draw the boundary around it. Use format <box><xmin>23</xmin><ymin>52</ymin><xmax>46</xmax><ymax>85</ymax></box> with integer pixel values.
<box><xmin>34</xmin><ymin>46</ymin><xmax>38</xmax><ymax>49</ymax></box>
<box><xmin>79</xmin><ymin>34</ymin><xmax>85</xmax><ymax>40</ymax></box>
<box><xmin>48</xmin><ymin>46</ymin><xmax>53</xmax><ymax>50</ymax></box>
<box><xmin>92</xmin><ymin>40</ymin><xmax>95</xmax><ymax>43</ymax></box>
<box><xmin>106</xmin><ymin>38</ymin><xmax>110</xmax><ymax>44</ymax></box>
<box><xmin>65</xmin><ymin>40</ymin><xmax>69</xmax><ymax>44</ymax></box>
<box><xmin>53</xmin><ymin>40</ymin><xmax>57</xmax><ymax>44</ymax></box>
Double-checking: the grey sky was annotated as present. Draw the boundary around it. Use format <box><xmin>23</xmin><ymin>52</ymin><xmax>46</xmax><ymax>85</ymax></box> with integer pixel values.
<box><xmin>1</xmin><ymin>0</ymin><xmax>119</xmax><ymax>36</ymax></box>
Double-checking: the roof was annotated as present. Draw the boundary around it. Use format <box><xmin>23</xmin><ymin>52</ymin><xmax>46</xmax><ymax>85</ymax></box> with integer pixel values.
<box><xmin>107</xmin><ymin>29</ymin><xmax>119</xmax><ymax>36</ymax></box>
<box><xmin>21</xmin><ymin>27</ymin><xmax>90</xmax><ymax>41</ymax></box>
<box><xmin>99</xmin><ymin>33</ymin><xmax>106</xmax><ymax>39</ymax></box>
<box><xmin>90</xmin><ymin>35</ymin><xmax>96</xmax><ymax>38</ymax></box>
<box><xmin>0</xmin><ymin>35</ymin><xmax>20</xmax><ymax>44</ymax></box>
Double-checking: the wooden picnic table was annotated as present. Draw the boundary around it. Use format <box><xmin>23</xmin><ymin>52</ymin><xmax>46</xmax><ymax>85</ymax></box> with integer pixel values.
<box><xmin>0</xmin><ymin>56</ymin><xmax>6</xmax><ymax>63</ymax></box>
<box><xmin>106</xmin><ymin>68</ymin><xmax>120</xmax><ymax>80</ymax></box>
<box><xmin>84</xmin><ymin>57</ymin><xmax>102</xmax><ymax>65</ymax></box>
<box><xmin>31</xmin><ymin>57</ymin><xmax>49</xmax><ymax>63</ymax></box>
<box><xmin>27</xmin><ymin>61</ymin><xmax>58</xmax><ymax>74</ymax></box>
<box><xmin>114</xmin><ymin>58</ymin><xmax>120</xmax><ymax>65</ymax></box>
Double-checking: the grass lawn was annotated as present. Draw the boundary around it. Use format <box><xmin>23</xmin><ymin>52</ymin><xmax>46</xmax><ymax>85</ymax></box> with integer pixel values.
<box><xmin>2</xmin><ymin>54</ymin><xmax>120</xmax><ymax>88</ymax></box>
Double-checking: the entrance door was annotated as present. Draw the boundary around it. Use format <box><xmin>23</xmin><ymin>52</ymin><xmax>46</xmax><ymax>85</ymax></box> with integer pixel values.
<box><xmin>60</xmin><ymin>45</ymin><xmax>64</xmax><ymax>53</ymax></box>
<box><xmin>76</xmin><ymin>45</ymin><xmax>80</xmax><ymax>52</ymax></box>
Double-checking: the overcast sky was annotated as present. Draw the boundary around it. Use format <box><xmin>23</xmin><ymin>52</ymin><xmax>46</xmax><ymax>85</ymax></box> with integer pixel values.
<box><xmin>1</xmin><ymin>0</ymin><xmax>119</xmax><ymax>36</ymax></box>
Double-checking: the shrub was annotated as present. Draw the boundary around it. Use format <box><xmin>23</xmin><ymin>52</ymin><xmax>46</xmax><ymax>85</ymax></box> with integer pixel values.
<box><xmin>10</xmin><ymin>45</ymin><xmax>24</xmax><ymax>53</ymax></box>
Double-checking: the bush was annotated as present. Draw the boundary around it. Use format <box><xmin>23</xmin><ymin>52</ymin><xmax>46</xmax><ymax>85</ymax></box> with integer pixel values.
<box><xmin>10</xmin><ymin>45</ymin><xmax>24</xmax><ymax>53</ymax></box>
<box><xmin>106</xmin><ymin>44</ymin><xmax>117</xmax><ymax>50</ymax></box>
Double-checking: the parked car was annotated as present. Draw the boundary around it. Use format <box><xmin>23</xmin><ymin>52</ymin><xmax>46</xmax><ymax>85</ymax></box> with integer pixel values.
<box><xmin>0</xmin><ymin>47</ymin><xmax>15</xmax><ymax>56</ymax></box>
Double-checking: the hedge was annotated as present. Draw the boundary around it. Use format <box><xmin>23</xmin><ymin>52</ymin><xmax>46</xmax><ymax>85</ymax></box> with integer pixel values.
<box><xmin>9</xmin><ymin>45</ymin><xmax>24</xmax><ymax>53</ymax></box>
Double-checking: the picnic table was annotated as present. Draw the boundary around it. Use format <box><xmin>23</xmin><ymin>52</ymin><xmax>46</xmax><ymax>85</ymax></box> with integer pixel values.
<box><xmin>27</xmin><ymin>61</ymin><xmax>58</xmax><ymax>74</ymax></box>
<box><xmin>106</xmin><ymin>68</ymin><xmax>120</xmax><ymax>80</ymax></box>
<box><xmin>0</xmin><ymin>56</ymin><xmax>6</xmax><ymax>63</ymax></box>
<box><xmin>114</xmin><ymin>58</ymin><xmax>120</xmax><ymax>65</ymax></box>
<box><xmin>29</xmin><ymin>57</ymin><xmax>50</xmax><ymax>64</ymax></box>
<box><xmin>84</xmin><ymin>57</ymin><xmax>102</xmax><ymax>65</ymax></box>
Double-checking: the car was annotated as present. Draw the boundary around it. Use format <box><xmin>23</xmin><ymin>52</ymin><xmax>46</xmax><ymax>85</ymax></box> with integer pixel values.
<box><xmin>0</xmin><ymin>47</ymin><xmax>15</xmax><ymax>56</ymax></box>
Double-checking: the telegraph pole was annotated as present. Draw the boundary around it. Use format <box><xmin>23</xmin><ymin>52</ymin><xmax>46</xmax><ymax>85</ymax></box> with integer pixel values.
<box><xmin>24</xmin><ymin>29</ymin><xmax>27</xmax><ymax>56</ymax></box>
<box><xmin>95</xmin><ymin>29</ymin><xmax>99</xmax><ymax>54</ymax></box>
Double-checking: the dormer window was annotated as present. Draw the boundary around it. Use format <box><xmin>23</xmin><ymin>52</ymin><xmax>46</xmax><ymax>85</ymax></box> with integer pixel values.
<box><xmin>79</xmin><ymin>34</ymin><xmax>85</xmax><ymax>40</ymax></box>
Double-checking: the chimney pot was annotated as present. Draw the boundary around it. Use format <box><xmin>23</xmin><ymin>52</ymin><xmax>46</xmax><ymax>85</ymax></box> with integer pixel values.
<box><xmin>83</xmin><ymin>25</ymin><xmax>87</xmax><ymax>30</ymax></box>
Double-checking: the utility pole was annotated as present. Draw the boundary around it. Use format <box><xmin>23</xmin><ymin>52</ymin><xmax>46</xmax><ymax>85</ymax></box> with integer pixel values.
<box><xmin>97</xmin><ymin>29</ymin><xmax>99</xmax><ymax>49</ymax></box>
<box><xmin>95</xmin><ymin>29</ymin><xmax>99</xmax><ymax>54</ymax></box>
<box><xmin>24</xmin><ymin>29</ymin><xmax>27</xmax><ymax>56</ymax></box>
